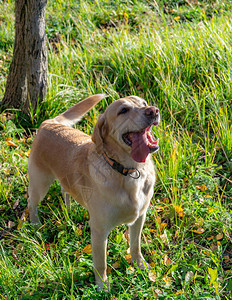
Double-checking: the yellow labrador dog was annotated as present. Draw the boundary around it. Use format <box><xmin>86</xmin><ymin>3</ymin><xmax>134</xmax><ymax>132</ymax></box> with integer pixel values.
<box><xmin>28</xmin><ymin>94</ymin><xmax>160</xmax><ymax>288</ymax></box>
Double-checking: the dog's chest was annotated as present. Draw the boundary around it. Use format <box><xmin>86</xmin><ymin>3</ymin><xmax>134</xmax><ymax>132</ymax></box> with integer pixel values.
<box><xmin>125</xmin><ymin>169</ymin><xmax>155</xmax><ymax>211</ymax></box>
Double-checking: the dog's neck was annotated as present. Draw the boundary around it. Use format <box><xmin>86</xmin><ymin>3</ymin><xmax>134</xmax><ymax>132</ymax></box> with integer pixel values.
<box><xmin>102</xmin><ymin>136</ymin><xmax>150</xmax><ymax>170</ymax></box>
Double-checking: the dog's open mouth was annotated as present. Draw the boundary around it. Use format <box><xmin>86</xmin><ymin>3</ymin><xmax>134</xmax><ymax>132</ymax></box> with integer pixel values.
<box><xmin>122</xmin><ymin>122</ymin><xmax>159</xmax><ymax>163</ymax></box>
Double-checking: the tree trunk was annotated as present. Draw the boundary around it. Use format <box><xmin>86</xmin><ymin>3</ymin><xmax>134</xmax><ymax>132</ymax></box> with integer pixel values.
<box><xmin>1</xmin><ymin>0</ymin><xmax>48</xmax><ymax>113</ymax></box>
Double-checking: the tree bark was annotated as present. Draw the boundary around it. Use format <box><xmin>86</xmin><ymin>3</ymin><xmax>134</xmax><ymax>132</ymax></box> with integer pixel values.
<box><xmin>1</xmin><ymin>0</ymin><xmax>48</xmax><ymax>113</ymax></box>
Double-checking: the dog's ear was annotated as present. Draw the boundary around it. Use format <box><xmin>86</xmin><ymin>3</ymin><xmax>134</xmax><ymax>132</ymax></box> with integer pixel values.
<box><xmin>92</xmin><ymin>114</ymin><xmax>108</xmax><ymax>154</ymax></box>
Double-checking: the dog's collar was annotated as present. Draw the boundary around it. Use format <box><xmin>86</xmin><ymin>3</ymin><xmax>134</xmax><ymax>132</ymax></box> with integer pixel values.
<box><xmin>103</xmin><ymin>152</ymin><xmax>140</xmax><ymax>179</ymax></box>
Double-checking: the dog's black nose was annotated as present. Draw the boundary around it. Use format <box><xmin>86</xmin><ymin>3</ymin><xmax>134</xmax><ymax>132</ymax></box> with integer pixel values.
<box><xmin>145</xmin><ymin>107</ymin><xmax>159</xmax><ymax>118</ymax></box>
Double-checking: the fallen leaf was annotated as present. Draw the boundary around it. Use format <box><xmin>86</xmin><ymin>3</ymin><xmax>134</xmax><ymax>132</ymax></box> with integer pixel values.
<box><xmin>13</xmin><ymin>199</ymin><xmax>20</xmax><ymax>209</ymax></box>
<box><xmin>6</xmin><ymin>140</ymin><xmax>18</xmax><ymax>147</ymax></box>
<box><xmin>162</xmin><ymin>197</ymin><xmax>170</xmax><ymax>203</ymax></box>
<box><xmin>20</xmin><ymin>208</ymin><xmax>29</xmax><ymax>221</ymax></box>
<box><xmin>208</xmin><ymin>207</ymin><xmax>214</xmax><ymax>213</ymax></box>
<box><xmin>160</xmin><ymin>233</ymin><xmax>168</xmax><ymax>244</ymax></box>
<box><xmin>107</xmin><ymin>266</ymin><xmax>111</xmax><ymax>274</ymax></box>
<box><xmin>174</xmin><ymin>205</ymin><xmax>185</xmax><ymax>217</ymax></box>
<box><xmin>125</xmin><ymin>253</ymin><xmax>132</xmax><ymax>263</ymax></box>
<box><xmin>176</xmin><ymin>291</ymin><xmax>183</xmax><ymax>295</ymax></box>
<box><xmin>150</xmin><ymin>262</ymin><xmax>155</xmax><ymax>268</ymax></box>
<box><xmin>123</xmin><ymin>230</ymin><xmax>130</xmax><ymax>243</ymax></box>
<box><xmin>216</xmin><ymin>233</ymin><xmax>223</xmax><ymax>240</ymax></box>
<box><xmin>154</xmin><ymin>289</ymin><xmax>162</xmax><ymax>297</ymax></box>
<box><xmin>3</xmin><ymin>168</ymin><xmax>10</xmax><ymax>175</ymax></box>
<box><xmin>163</xmin><ymin>254</ymin><xmax>173</xmax><ymax>267</ymax></box>
<box><xmin>148</xmin><ymin>270</ymin><xmax>157</xmax><ymax>282</ymax></box>
<box><xmin>8</xmin><ymin>221</ymin><xmax>15</xmax><ymax>229</ymax></box>
<box><xmin>156</xmin><ymin>206</ymin><xmax>164</xmax><ymax>212</ymax></box>
<box><xmin>112</xmin><ymin>262</ymin><xmax>120</xmax><ymax>269</ymax></box>
<box><xmin>45</xmin><ymin>244</ymin><xmax>50</xmax><ymax>249</ymax></box>
<box><xmin>25</xmin><ymin>149</ymin><xmax>31</xmax><ymax>157</ymax></box>
<box><xmin>76</xmin><ymin>228</ymin><xmax>82</xmax><ymax>236</ymax></box>
<box><xmin>83</xmin><ymin>244</ymin><xmax>92</xmax><ymax>254</ymax></box>
<box><xmin>185</xmin><ymin>271</ymin><xmax>194</xmax><ymax>285</ymax></box>
<box><xmin>17</xmin><ymin>219</ymin><xmax>23</xmax><ymax>230</ymax></box>
<box><xmin>156</xmin><ymin>216</ymin><xmax>161</xmax><ymax>224</ymax></box>
<box><xmin>196</xmin><ymin>184</ymin><xmax>207</xmax><ymax>192</ymax></box>
<box><xmin>174</xmin><ymin>16</ymin><xmax>180</xmax><ymax>21</ymax></box>
<box><xmin>162</xmin><ymin>275</ymin><xmax>172</xmax><ymax>287</ymax></box>
<box><xmin>160</xmin><ymin>223</ymin><xmax>167</xmax><ymax>231</ymax></box>
<box><xmin>128</xmin><ymin>266</ymin><xmax>134</xmax><ymax>272</ymax></box>
<box><xmin>210</xmin><ymin>244</ymin><xmax>218</xmax><ymax>251</ymax></box>
<box><xmin>203</xmin><ymin>250</ymin><xmax>210</xmax><ymax>256</ymax></box>
<box><xmin>193</xmin><ymin>228</ymin><xmax>205</xmax><ymax>234</ymax></box>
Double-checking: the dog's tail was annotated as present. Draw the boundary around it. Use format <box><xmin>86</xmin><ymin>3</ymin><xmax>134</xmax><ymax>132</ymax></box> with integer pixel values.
<box><xmin>53</xmin><ymin>94</ymin><xmax>105</xmax><ymax>127</ymax></box>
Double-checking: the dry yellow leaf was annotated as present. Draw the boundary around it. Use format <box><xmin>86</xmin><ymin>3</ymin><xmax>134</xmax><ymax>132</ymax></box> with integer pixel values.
<box><xmin>25</xmin><ymin>149</ymin><xmax>31</xmax><ymax>157</ymax></box>
<box><xmin>154</xmin><ymin>289</ymin><xmax>162</xmax><ymax>297</ymax></box>
<box><xmin>8</xmin><ymin>220</ymin><xmax>15</xmax><ymax>229</ymax></box>
<box><xmin>128</xmin><ymin>266</ymin><xmax>134</xmax><ymax>272</ymax></box>
<box><xmin>6</xmin><ymin>140</ymin><xmax>18</xmax><ymax>147</ymax></box>
<box><xmin>196</xmin><ymin>184</ymin><xmax>207</xmax><ymax>192</ymax></box>
<box><xmin>203</xmin><ymin>250</ymin><xmax>210</xmax><ymax>256</ymax></box>
<box><xmin>148</xmin><ymin>270</ymin><xmax>157</xmax><ymax>282</ymax></box>
<box><xmin>208</xmin><ymin>207</ymin><xmax>214</xmax><ymax>213</ymax></box>
<box><xmin>163</xmin><ymin>254</ymin><xmax>173</xmax><ymax>267</ymax></box>
<box><xmin>150</xmin><ymin>262</ymin><xmax>155</xmax><ymax>268</ymax></box>
<box><xmin>156</xmin><ymin>206</ymin><xmax>164</xmax><ymax>212</ymax></box>
<box><xmin>174</xmin><ymin>230</ymin><xmax>179</xmax><ymax>238</ymax></box>
<box><xmin>156</xmin><ymin>216</ymin><xmax>161</xmax><ymax>224</ymax></box>
<box><xmin>82</xmin><ymin>244</ymin><xmax>92</xmax><ymax>254</ymax></box>
<box><xmin>112</xmin><ymin>262</ymin><xmax>120</xmax><ymax>269</ymax></box>
<box><xmin>216</xmin><ymin>233</ymin><xmax>223</xmax><ymax>240</ymax></box>
<box><xmin>2</xmin><ymin>168</ymin><xmax>10</xmax><ymax>175</ymax></box>
<box><xmin>160</xmin><ymin>233</ymin><xmax>168</xmax><ymax>244</ymax></box>
<box><xmin>193</xmin><ymin>228</ymin><xmax>205</xmax><ymax>234</ymax></box>
<box><xmin>76</xmin><ymin>228</ymin><xmax>82</xmax><ymax>236</ymax></box>
<box><xmin>125</xmin><ymin>253</ymin><xmax>132</xmax><ymax>263</ymax></box>
<box><xmin>162</xmin><ymin>275</ymin><xmax>172</xmax><ymax>287</ymax></box>
<box><xmin>176</xmin><ymin>291</ymin><xmax>183</xmax><ymax>295</ymax></box>
<box><xmin>160</xmin><ymin>223</ymin><xmax>167</xmax><ymax>231</ymax></box>
<box><xmin>174</xmin><ymin>16</ymin><xmax>180</xmax><ymax>21</ymax></box>
<box><xmin>174</xmin><ymin>205</ymin><xmax>183</xmax><ymax>214</ymax></box>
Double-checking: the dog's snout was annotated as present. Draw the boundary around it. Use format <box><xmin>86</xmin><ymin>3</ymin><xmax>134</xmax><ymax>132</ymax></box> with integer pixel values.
<box><xmin>145</xmin><ymin>107</ymin><xmax>159</xmax><ymax>118</ymax></box>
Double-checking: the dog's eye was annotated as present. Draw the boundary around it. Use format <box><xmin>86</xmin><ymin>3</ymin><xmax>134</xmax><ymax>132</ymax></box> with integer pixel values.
<box><xmin>143</xmin><ymin>101</ymin><xmax>148</xmax><ymax>107</ymax></box>
<box><xmin>118</xmin><ymin>107</ymin><xmax>129</xmax><ymax>115</ymax></box>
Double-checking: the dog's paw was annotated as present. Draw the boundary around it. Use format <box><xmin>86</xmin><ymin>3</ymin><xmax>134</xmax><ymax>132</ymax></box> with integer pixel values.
<box><xmin>132</xmin><ymin>256</ymin><xmax>151</xmax><ymax>270</ymax></box>
<box><xmin>137</xmin><ymin>260</ymin><xmax>151</xmax><ymax>270</ymax></box>
<box><xmin>96</xmin><ymin>278</ymin><xmax>109</xmax><ymax>292</ymax></box>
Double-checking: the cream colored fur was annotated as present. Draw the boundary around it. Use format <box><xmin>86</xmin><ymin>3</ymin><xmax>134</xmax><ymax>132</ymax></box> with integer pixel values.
<box><xmin>28</xmin><ymin>94</ymin><xmax>160</xmax><ymax>289</ymax></box>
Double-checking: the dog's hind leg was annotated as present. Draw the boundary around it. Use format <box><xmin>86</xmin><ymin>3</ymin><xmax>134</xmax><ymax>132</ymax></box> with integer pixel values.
<box><xmin>28</xmin><ymin>163</ymin><xmax>54</xmax><ymax>224</ymax></box>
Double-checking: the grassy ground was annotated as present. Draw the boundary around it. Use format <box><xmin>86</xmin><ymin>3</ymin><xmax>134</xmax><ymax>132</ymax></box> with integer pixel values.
<box><xmin>0</xmin><ymin>0</ymin><xmax>232</xmax><ymax>298</ymax></box>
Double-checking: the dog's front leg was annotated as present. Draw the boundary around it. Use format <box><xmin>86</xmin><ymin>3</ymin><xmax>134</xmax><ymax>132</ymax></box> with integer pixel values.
<box><xmin>129</xmin><ymin>212</ymin><xmax>150</xmax><ymax>270</ymax></box>
<box><xmin>91</xmin><ymin>226</ymin><xmax>109</xmax><ymax>289</ymax></box>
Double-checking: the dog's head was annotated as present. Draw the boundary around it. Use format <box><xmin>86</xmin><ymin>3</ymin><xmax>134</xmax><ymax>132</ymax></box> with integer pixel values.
<box><xmin>92</xmin><ymin>96</ymin><xmax>160</xmax><ymax>163</ymax></box>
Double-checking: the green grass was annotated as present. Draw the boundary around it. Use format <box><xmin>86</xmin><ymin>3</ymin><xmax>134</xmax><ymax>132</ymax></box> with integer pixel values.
<box><xmin>0</xmin><ymin>0</ymin><xmax>232</xmax><ymax>298</ymax></box>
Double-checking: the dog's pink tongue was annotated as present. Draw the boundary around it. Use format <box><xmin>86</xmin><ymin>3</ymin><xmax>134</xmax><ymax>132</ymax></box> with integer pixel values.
<box><xmin>130</xmin><ymin>131</ymin><xmax>150</xmax><ymax>163</ymax></box>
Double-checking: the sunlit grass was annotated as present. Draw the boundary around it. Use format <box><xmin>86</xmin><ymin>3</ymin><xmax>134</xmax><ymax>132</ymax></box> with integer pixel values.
<box><xmin>0</xmin><ymin>0</ymin><xmax>232</xmax><ymax>298</ymax></box>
